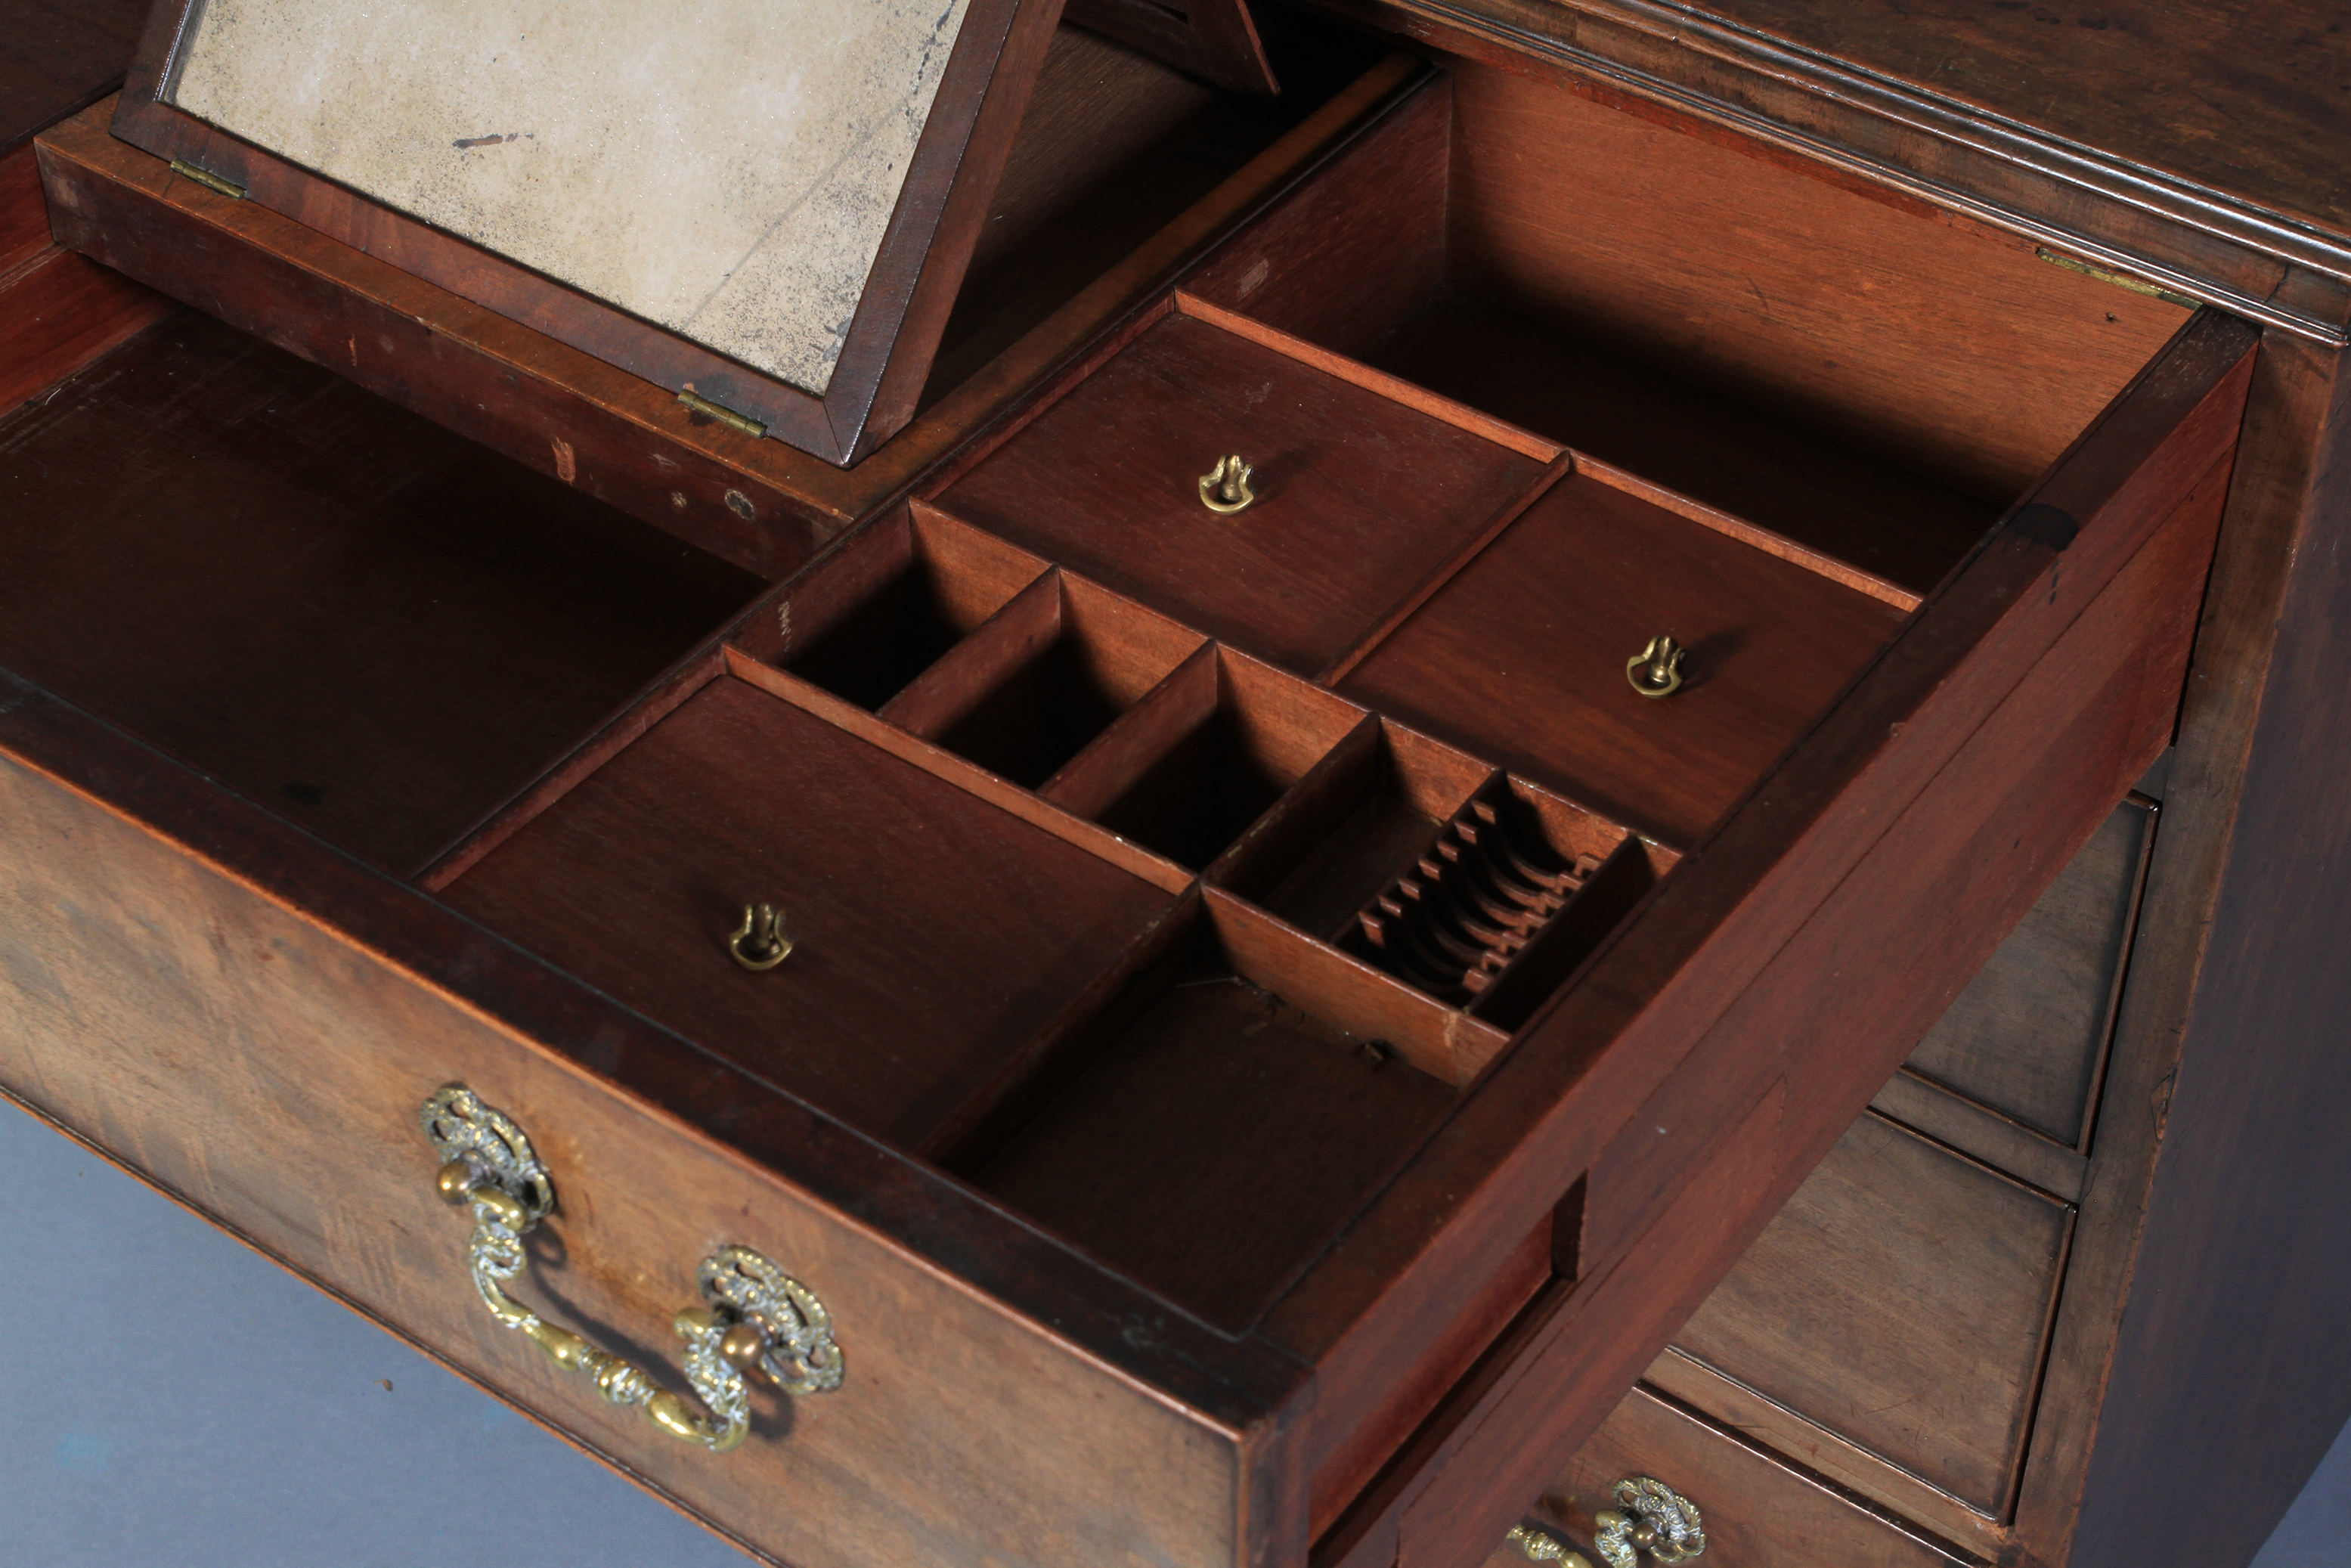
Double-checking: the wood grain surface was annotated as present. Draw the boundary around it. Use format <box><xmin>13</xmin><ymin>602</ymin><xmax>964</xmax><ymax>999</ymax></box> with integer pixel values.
<box><xmin>1672</xmin><ymin>1111</ymin><xmax>2073</xmax><ymax>1517</ymax></box>
<box><xmin>2002</xmin><ymin>334</ymin><xmax>2343</xmax><ymax>1568</ymax></box>
<box><xmin>1</xmin><ymin>141</ymin><xmax>54</xmax><ymax>274</ymax></box>
<box><xmin>0</xmin><ymin>243</ymin><xmax>169</xmax><ymax>417</ymax></box>
<box><xmin>1064</xmin><ymin>0</ymin><xmax>1277</xmax><ymax>94</ymax></box>
<box><xmin>0</xmin><ymin>311</ymin><xmax>757</xmax><ymax>875</ymax></box>
<box><xmin>934</xmin><ymin>308</ymin><xmax>1550</xmax><ymax>674</ymax></box>
<box><xmin>0</xmin><ymin>682</ymin><xmax>1293</xmax><ymax>1568</ymax></box>
<box><xmin>1343</xmin><ymin>470</ymin><xmax>1909</xmax><ymax>847</ymax></box>
<box><xmin>1902</xmin><ymin>798</ymin><xmax>2151</xmax><ymax>1148</ymax></box>
<box><xmin>1304</xmin><ymin>0</ymin><xmax>2351</xmax><ymax>343</ymax></box>
<box><xmin>1669</xmin><ymin>0</ymin><xmax>2351</xmax><ymax>240</ymax></box>
<box><xmin>2063</xmin><ymin>341</ymin><xmax>2351</xmax><ymax>1568</ymax></box>
<box><xmin>975</xmin><ymin>896</ymin><xmax>1462</xmax><ymax>1333</ymax></box>
<box><xmin>0</xmin><ymin>0</ymin><xmax>142</xmax><ymax>153</ymax></box>
<box><xmin>1526</xmin><ymin>1384</ymin><xmax>1965</xmax><ymax>1567</ymax></box>
<box><xmin>1442</xmin><ymin>57</ymin><xmax>2193</xmax><ymax>505</ymax></box>
<box><xmin>441</xmin><ymin>675</ymin><xmax>1179</xmax><ymax>1152</ymax></box>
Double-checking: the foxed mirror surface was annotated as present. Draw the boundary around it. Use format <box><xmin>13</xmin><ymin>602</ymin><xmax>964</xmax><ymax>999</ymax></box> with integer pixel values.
<box><xmin>166</xmin><ymin>0</ymin><xmax>975</xmax><ymax>396</ymax></box>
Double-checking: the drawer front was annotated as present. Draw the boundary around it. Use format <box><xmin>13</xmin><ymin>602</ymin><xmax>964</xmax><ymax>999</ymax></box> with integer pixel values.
<box><xmin>1900</xmin><ymin>798</ymin><xmax>2154</xmax><ymax>1147</ymax></box>
<box><xmin>1495</xmin><ymin>1386</ymin><xmax>1967</xmax><ymax>1568</ymax></box>
<box><xmin>1670</xmin><ymin>1112</ymin><xmax>2071</xmax><ymax>1516</ymax></box>
<box><xmin>0</xmin><ymin>686</ymin><xmax>1259</xmax><ymax>1568</ymax></box>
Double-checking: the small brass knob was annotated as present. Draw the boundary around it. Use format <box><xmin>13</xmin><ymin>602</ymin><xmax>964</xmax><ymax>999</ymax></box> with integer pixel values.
<box><xmin>718</xmin><ymin>1321</ymin><xmax>770</xmax><ymax>1371</ymax></box>
<box><xmin>1626</xmin><ymin>635</ymin><xmax>1686</xmax><ymax>699</ymax></box>
<box><xmin>435</xmin><ymin>1158</ymin><xmax>479</xmax><ymax>1205</ymax></box>
<box><xmin>1198</xmin><ymin>454</ymin><xmax>1257</xmax><ymax>514</ymax></box>
<box><xmin>729</xmin><ymin>903</ymin><xmax>793</xmax><ymax>971</ymax></box>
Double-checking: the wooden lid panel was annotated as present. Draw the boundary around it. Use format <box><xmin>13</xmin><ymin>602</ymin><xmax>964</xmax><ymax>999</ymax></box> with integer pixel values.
<box><xmin>936</xmin><ymin>307</ymin><xmax>1555</xmax><ymax>677</ymax></box>
<box><xmin>1341</xmin><ymin>472</ymin><xmax>1913</xmax><ymax>848</ymax></box>
<box><xmin>438</xmin><ymin>673</ymin><xmax>1180</xmax><ymax>1153</ymax></box>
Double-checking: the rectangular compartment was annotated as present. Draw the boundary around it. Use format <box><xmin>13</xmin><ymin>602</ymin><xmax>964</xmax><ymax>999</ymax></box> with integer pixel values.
<box><xmin>1051</xmin><ymin>645</ymin><xmax>1368</xmax><ymax>869</ymax></box>
<box><xmin>0</xmin><ymin>310</ymin><xmax>760</xmax><ymax>876</ymax></box>
<box><xmin>887</xmin><ymin>557</ymin><xmax>1209</xmax><ymax>789</ymax></box>
<box><xmin>959</xmin><ymin>891</ymin><xmax>1494</xmax><ymax>1331</ymax></box>
<box><xmin>758</xmin><ymin>504</ymin><xmax>1051</xmax><ymax>711</ymax></box>
<box><xmin>1185</xmin><ymin>65</ymin><xmax>2199</xmax><ymax>600</ymax></box>
<box><xmin>1216</xmin><ymin>721</ymin><xmax>1675</xmax><ymax>1030</ymax></box>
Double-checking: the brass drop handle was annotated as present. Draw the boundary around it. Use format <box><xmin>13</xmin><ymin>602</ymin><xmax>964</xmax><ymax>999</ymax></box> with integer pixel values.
<box><xmin>1626</xmin><ymin>635</ymin><xmax>1687</xmax><ymax>699</ymax></box>
<box><xmin>419</xmin><ymin>1084</ymin><xmax>843</xmax><ymax>1453</ymax></box>
<box><xmin>1199</xmin><ymin>454</ymin><xmax>1259</xmax><ymax>514</ymax></box>
<box><xmin>729</xmin><ymin>902</ymin><xmax>793</xmax><ymax>971</ymax></box>
<box><xmin>1508</xmin><ymin>1476</ymin><xmax>1706</xmax><ymax>1568</ymax></box>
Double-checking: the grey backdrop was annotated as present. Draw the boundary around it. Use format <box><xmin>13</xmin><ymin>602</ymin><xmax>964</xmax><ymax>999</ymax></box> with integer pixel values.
<box><xmin>2</xmin><ymin>1100</ymin><xmax>2343</xmax><ymax>1566</ymax></box>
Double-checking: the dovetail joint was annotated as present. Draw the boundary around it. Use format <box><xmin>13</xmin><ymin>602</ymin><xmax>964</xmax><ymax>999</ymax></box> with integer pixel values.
<box><xmin>677</xmin><ymin>389</ymin><xmax>767</xmax><ymax>440</ymax></box>
<box><xmin>168</xmin><ymin>157</ymin><xmax>246</xmax><ymax>200</ymax></box>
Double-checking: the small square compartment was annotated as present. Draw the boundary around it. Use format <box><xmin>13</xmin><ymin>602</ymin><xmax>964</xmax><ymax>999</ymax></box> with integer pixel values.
<box><xmin>875</xmin><ymin>552</ymin><xmax>1207</xmax><ymax>790</ymax></box>
<box><xmin>1216</xmin><ymin>720</ymin><xmax>1671</xmax><ymax>1029</ymax></box>
<box><xmin>760</xmin><ymin>504</ymin><xmax>1050</xmax><ymax>711</ymax></box>
<box><xmin>1046</xmin><ymin>646</ymin><xmax>1369</xmax><ymax>871</ymax></box>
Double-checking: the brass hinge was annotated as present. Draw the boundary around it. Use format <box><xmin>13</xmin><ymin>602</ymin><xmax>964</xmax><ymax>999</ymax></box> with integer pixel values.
<box><xmin>168</xmin><ymin>157</ymin><xmax>246</xmax><ymax>200</ymax></box>
<box><xmin>2036</xmin><ymin>247</ymin><xmax>2200</xmax><ymax>310</ymax></box>
<box><xmin>677</xmin><ymin>389</ymin><xmax>767</xmax><ymax>439</ymax></box>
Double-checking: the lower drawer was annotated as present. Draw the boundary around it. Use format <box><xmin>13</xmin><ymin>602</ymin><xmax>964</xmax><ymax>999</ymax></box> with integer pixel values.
<box><xmin>1491</xmin><ymin>1386</ymin><xmax>1966</xmax><ymax>1568</ymax></box>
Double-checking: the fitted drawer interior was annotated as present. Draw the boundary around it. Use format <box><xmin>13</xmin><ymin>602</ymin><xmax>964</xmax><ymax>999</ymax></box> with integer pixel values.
<box><xmin>1186</xmin><ymin>57</ymin><xmax>2197</xmax><ymax>599</ymax></box>
<box><xmin>1</xmin><ymin>44</ymin><xmax>2253</xmax><ymax>1568</ymax></box>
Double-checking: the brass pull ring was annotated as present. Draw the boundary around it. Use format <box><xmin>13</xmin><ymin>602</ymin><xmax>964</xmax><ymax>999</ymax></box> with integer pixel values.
<box><xmin>1507</xmin><ymin>1476</ymin><xmax>1705</xmax><ymax>1568</ymax></box>
<box><xmin>1625</xmin><ymin>635</ymin><xmax>1687</xmax><ymax>699</ymax></box>
<box><xmin>419</xmin><ymin>1084</ymin><xmax>843</xmax><ymax>1453</ymax></box>
<box><xmin>1198</xmin><ymin>454</ymin><xmax>1258</xmax><ymax>514</ymax></box>
<box><xmin>729</xmin><ymin>902</ymin><xmax>794</xmax><ymax>971</ymax></box>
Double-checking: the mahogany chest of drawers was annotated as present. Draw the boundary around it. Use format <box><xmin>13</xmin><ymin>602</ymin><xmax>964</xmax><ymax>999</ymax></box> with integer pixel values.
<box><xmin>2</xmin><ymin>3</ymin><xmax>2346</xmax><ymax>1567</ymax></box>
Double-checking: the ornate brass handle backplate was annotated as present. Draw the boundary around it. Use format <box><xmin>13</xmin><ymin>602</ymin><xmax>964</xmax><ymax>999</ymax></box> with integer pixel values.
<box><xmin>418</xmin><ymin>1083</ymin><xmax>843</xmax><ymax>1452</ymax></box>
<box><xmin>1508</xmin><ymin>1475</ymin><xmax>1706</xmax><ymax>1568</ymax></box>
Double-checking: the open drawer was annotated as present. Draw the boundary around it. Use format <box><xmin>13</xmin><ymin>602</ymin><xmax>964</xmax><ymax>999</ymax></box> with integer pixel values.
<box><xmin>0</xmin><ymin>45</ymin><xmax>2253</xmax><ymax>1568</ymax></box>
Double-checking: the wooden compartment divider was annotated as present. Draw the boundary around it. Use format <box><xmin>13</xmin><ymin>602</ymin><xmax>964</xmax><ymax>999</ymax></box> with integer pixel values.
<box><xmin>876</xmin><ymin>570</ymin><xmax>1067</xmax><ymax>740</ymax></box>
<box><xmin>758</xmin><ymin>503</ymin><xmax>1052</xmax><ymax>711</ymax></box>
<box><xmin>1083</xmin><ymin>648</ymin><xmax>1372</xmax><ymax>871</ymax></box>
<box><xmin>903</xmin><ymin>572</ymin><xmax>1209</xmax><ymax>787</ymax></box>
<box><xmin>723</xmin><ymin>645</ymin><xmax>1194</xmax><ymax>897</ymax></box>
<box><xmin>1037</xmin><ymin>642</ymin><xmax>1226</xmax><ymax>820</ymax></box>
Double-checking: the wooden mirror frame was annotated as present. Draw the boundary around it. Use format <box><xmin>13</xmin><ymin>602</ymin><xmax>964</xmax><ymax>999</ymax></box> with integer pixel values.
<box><xmin>109</xmin><ymin>0</ymin><xmax>1067</xmax><ymax>467</ymax></box>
